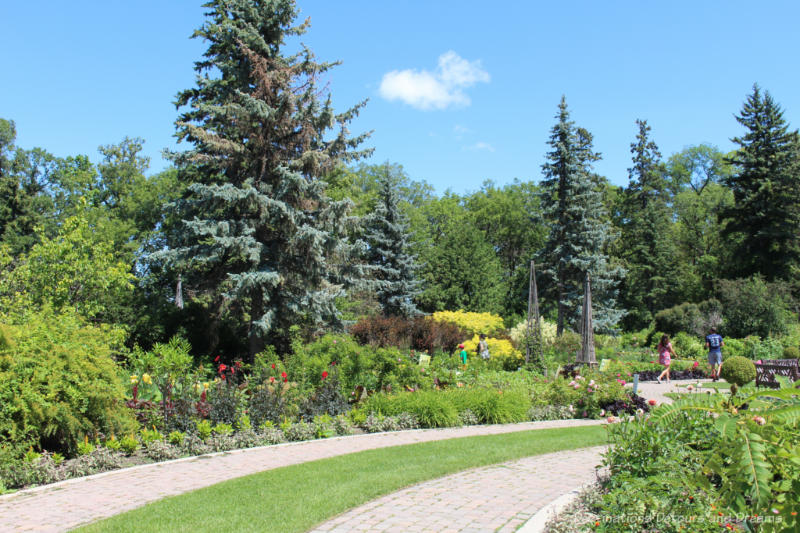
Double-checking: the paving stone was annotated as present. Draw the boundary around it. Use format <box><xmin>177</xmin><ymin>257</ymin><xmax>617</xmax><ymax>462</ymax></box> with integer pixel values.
<box><xmin>0</xmin><ymin>419</ymin><xmax>603</xmax><ymax>532</ymax></box>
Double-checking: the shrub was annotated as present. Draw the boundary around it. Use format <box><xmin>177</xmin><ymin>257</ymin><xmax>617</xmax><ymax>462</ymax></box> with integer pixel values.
<box><xmin>257</xmin><ymin>425</ymin><xmax>286</xmax><ymax>445</ymax></box>
<box><xmin>195</xmin><ymin>419</ymin><xmax>212</xmax><ymax>442</ymax></box>
<box><xmin>233</xmin><ymin>429</ymin><xmax>261</xmax><ymax>449</ymax></box>
<box><xmin>350</xmin><ymin>315</ymin><xmax>468</xmax><ymax>355</ymax></box>
<box><xmin>653</xmin><ymin>300</ymin><xmax>722</xmax><ymax>337</ymax></box>
<box><xmin>720</xmin><ymin>356</ymin><xmax>756</xmax><ymax>386</ymax></box>
<box><xmin>299</xmin><ymin>368</ymin><xmax>349</xmax><ymax>421</ymax></box>
<box><xmin>119</xmin><ymin>435</ymin><xmax>139</xmax><ymax>455</ymax></box>
<box><xmin>716</xmin><ymin>276</ymin><xmax>791</xmax><ymax>338</ymax></box>
<box><xmin>312</xmin><ymin>414</ymin><xmax>336</xmax><ymax>439</ymax></box>
<box><xmin>332</xmin><ymin>414</ymin><xmax>355</xmax><ymax>436</ymax></box>
<box><xmin>459</xmin><ymin>335</ymin><xmax>523</xmax><ymax>371</ymax></box>
<box><xmin>145</xmin><ymin>441</ymin><xmax>180</xmax><ymax>462</ymax></box>
<box><xmin>783</xmin><ymin>346</ymin><xmax>800</xmax><ymax>360</ymax></box>
<box><xmin>527</xmin><ymin>405</ymin><xmax>573</xmax><ymax>421</ymax></box>
<box><xmin>284</xmin><ymin>421</ymin><xmax>315</xmax><ymax>442</ymax></box>
<box><xmin>430</xmin><ymin>310</ymin><xmax>505</xmax><ymax>336</ymax></box>
<box><xmin>248</xmin><ymin>379</ymin><xmax>296</xmax><ymax>428</ymax></box>
<box><xmin>671</xmin><ymin>332</ymin><xmax>705</xmax><ymax>360</ymax></box>
<box><xmin>62</xmin><ymin>447</ymin><xmax>125</xmax><ymax>478</ymax></box>
<box><xmin>509</xmin><ymin>319</ymin><xmax>558</xmax><ymax>347</ymax></box>
<box><xmin>139</xmin><ymin>428</ymin><xmax>163</xmax><ymax>445</ymax></box>
<box><xmin>0</xmin><ymin>309</ymin><xmax>136</xmax><ymax>455</ymax></box>
<box><xmin>212</xmin><ymin>423</ymin><xmax>233</xmax><ymax>436</ymax></box>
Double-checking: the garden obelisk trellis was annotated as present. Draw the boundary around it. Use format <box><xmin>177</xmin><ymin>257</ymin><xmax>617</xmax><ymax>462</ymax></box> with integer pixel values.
<box><xmin>577</xmin><ymin>272</ymin><xmax>597</xmax><ymax>365</ymax></box>
<box><xmin>525</xmin><ymin>260</ymin><xmax>541</xmax><ymax>364</ymax></box>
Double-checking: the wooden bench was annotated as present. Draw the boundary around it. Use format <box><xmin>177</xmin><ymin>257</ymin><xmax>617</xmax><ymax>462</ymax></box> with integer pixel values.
<box><xmin>754</xmin><ymin>358</ymin><xmax>800</xmax><ymax>388</ymax></box>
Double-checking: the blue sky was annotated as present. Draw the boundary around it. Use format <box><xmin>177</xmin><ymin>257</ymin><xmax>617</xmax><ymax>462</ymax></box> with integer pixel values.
<box><xmin>3</xmin><ymin>1</ymin><xmax>800</xmax><ymax>193</ymax></box>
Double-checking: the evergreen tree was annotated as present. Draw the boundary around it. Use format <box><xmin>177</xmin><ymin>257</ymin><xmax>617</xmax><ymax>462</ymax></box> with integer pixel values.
<box><xmin>539</xmin><ymin>97</ymin><xmax>623</xmax><ymax>334</ymax></box>
<box><xmin>721</xmin><ymin>84</ymin><xmax>800</xmax><ymax>281</ymax></box>
<box><xmin>158</xmin><ymin>0</ymin><xmax>370</xmax><ymax>357</ymax></box>
<box><xmin>362</xmin><ymin>166</ymin><xmax>421</xmax><ymax>317</ymax></box>
<box><xmin>618</xmin><ymin>119</ymin><xmax>679</xmax><ymax>329</ymax></box>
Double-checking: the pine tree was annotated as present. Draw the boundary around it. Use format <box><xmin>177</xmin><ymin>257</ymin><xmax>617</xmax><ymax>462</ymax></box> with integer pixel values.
<box><xmin>159</xmin><ymin>0</ymin><xmax>370</xmax><ymax>357</ymax></box>
<box><xmin>722</xmin><ymin>84</ymin><xmax>800</xmax><ymax>281</ymax></box>
<box><xmin>362</xmin><ymin>166</ymin><xmax>421</xmax><ymax>317</ymax></box>
<box><xmin>539</xmin><ymin>97</ymin><xmax>624</xmax><ymax>335</ymax></box>
<box><xmin>619</xmin><ymin>119</ymin><xmax>679</xmax><ymax>329</ymax></box>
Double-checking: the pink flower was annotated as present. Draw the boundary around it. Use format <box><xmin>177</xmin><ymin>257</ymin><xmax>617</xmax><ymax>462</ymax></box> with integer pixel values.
<box><xmin>753</xmin><ymin>416</ymin><xmax>766</xmax><ymax>426</ymax></box>
<box><xmin>214</xmin><ymin>355</ymin><xmax>220</xmax><ymax>363</ymax></box>
<box><xmin>269</xmin><ymin>376</ymin><xmax>275</xmax><ymax>383</ymax></box>
<box><xmin>333</xmin><ymin>340</ymin><xmax>337</xmax><ymax>344</ymax></box>
<box><xmin>648</xmin><ymin>399</ymin><xmax>657</xmax><ymax>406</ymax></box>
<box><xmin>606</xmin><ymin>416</ymin><xmax>618</xmax><ymax>423</ymax></box>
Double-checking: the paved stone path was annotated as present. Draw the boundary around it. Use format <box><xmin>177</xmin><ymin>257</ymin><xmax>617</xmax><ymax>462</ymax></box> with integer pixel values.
<box><xmin>0</xmin><ymin>419</ymin><xmax>604</xmax><ymax>532</ymax></box>
<box><xmin>634</xmin><ymin>378</ymin><xmax>715</xmax><ymax>405</ymax></box>
<box><xmin>309</xmin><ymin>446</ymin><xmax>606</xmax><ymax>533</ymax></box>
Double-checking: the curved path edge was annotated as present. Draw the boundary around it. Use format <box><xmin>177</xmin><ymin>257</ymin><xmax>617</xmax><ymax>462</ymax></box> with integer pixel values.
<box><xmin>0</xmin><ymin>419</ymin><xmax>603</xmax><ymax>532</ymax></box>
<box><xmin>310</xmin><ymin>446</ymin><xmax>607</xmax><ymax>533</ymax></box>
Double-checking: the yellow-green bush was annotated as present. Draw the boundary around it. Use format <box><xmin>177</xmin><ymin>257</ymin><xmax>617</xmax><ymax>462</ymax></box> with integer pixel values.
<box><xmin>460</xmin><ymin>335</ymin><xmax>523</xmax><ymax>371</ymax></box>
<box><xmin>430</xmin><ymin>310</ymin><xmax>505</xmax><ymax>336</ymax></box>
<box><xmin>0</xmin><ymin>308</ymin><xmax>136</xmax><ymax>456</ymax></box>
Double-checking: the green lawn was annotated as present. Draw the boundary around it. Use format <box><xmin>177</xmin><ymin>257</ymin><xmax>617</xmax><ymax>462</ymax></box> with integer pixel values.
<box><xmin>79</xmin><ymin>425</ymin><xmax>607</xmax><ymax>533</ymax></box>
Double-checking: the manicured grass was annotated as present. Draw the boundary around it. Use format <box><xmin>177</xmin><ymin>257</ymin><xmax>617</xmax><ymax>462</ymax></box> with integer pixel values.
<box><xmin>79</xmin><ymin>426</ymin><xmax>607</xmax><ymax>533</ymax></box>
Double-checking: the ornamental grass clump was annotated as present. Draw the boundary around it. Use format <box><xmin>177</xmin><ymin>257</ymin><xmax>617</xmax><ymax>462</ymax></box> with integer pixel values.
<box><xmin>445</xmin><ymin>387</ymin><xmax>530</xmax><ymax>424</ymax></box>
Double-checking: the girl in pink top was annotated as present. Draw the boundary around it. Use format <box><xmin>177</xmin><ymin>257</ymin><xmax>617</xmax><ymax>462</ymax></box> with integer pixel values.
<box><xmin>656</xmin><ymin>334</ymin><xmax>676</xmax><ymax>384</ymax></box>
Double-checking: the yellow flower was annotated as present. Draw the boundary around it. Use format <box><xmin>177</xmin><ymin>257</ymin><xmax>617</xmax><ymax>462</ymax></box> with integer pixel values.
<box><xmin>430</xmin><ymin>310</ymin><xmax>505</xmax><ymax>336</ymax></box>
<box><xmin>130</xmin><ymin>374</ymin><xmax>138</xmax><ymax>384</ymax></box>
<box><xmin>142</xmin><ymin>373</ymin><xmax>152</xmax><ymax>385</ymax></box>
<box><xmin>203</xmin><ymin>382</ymin><xmax>210</xmax><ymax>391</ymax></box>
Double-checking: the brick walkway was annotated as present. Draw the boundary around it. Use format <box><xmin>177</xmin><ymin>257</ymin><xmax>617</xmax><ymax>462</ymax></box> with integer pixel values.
<box><xmin>0</xmin><ymin>419</ymin><xmax>604</xmax><ymax>532</ymax></box>
<box><xmin>309</xmin><ymin>446</ymin><xmax>606</xmax><ymax>533</ymax></box>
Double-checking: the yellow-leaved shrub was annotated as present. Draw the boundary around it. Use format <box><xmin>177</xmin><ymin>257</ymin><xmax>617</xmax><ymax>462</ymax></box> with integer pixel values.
<box><xmin>460</xmin><ymin>335</ymin><xmax>523</xmax><ymax>370</ymax></box>
<box><xmin>430</xmin><ymin>310</ymin><xmax>505</xmax><ymax>336</ymax></box>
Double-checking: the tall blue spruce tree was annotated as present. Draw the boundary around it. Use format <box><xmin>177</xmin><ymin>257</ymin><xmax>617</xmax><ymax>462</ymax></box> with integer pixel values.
<box><xmin>362</xmin><ymin>166</ymin><xmax>421</xmax><ymax>317</ymax></box>
<box><xmin>539</xmin><ymin>97</ymin><xmax>624</xmax><ymax>335</ymax></box>
<box><xmin>159</xmin><ymin>0</ymin><xmax>371</xmax><ymax>357</ymax></box>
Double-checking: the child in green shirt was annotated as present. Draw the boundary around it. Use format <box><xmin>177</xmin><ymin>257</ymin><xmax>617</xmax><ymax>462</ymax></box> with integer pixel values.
<box><xmin>459</xmin><ymin>343</ymin><xmax>467</xmax><ymax>365</ymax></box>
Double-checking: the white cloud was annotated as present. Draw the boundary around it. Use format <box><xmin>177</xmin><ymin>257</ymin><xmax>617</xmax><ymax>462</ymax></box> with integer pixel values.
<box><xmin>467</xmin><ymin>141</ymin><xmax>495</xmax><ymax>153</ymax></box>
<box><xmin>379</xmin><ymin>51</ymin><xmax>489</xmax><ymax>111</ymax></box>
<box><xmin>453</xmin><ymin>124</ymin><xmax>472</xmax><ymax>134</ymax></box>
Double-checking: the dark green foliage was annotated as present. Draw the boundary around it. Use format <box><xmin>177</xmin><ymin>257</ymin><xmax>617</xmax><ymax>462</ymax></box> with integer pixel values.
<box><xmin>720</xmin><ymin>356</ymin><xmax>756</xmax><ymax>386</ymax></box>
<box><xmin>782</xmin><ymin>346</ymin><xmax>800</xmax><ymax>360</ymax></box>
<box><xmin>618</xmin><ymin>120</ymin><xmax>680</xmax><ymax>329</ymax></box>
<box><xmin>465</xmin><ymin>180</ymin><xmax>547</xmax><ymax>318</ymax></box>
<box><xmin>653</xmin><ymin>299</ymin><xmax>722</xmax><ymax>337</ymax></box>
<box><xmin>539</xmin><ymin>97</ymin><xmax>623</xmax><ymax>334</ymax></box>
<box><xmin>362</xmin><ymin>166</ymin><xmax>421</xmax><ymax>317</ymax></box>
<box><xmin>412</xmin><ymin>195</ymin><xmax>505</xmax><ymax>314</ymax></box>
<box><xmin>715</xmin><ymin>276</ymin><xmax>790</xmax><ymax>338</ymax></box>
<box><xmin>0</xmin><ymin>309</ymin><xmax>136</xmax><ymax>456</ymax></box>
<box><xmin>159</xmin><ymin>0</ymin><xmax>370</xmax><ymax>357</ymax></box>
<box><xmin>721</xmin><ymin>85</ymin><xmax>800</xmax><ymax>282</ymax></box>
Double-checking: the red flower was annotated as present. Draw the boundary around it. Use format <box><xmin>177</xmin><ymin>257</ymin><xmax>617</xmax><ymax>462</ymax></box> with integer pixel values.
<box><xmin>648</xmin><ymin>399</ymin><xmax>657</xmax><ymax>406</ymax></box>
<box><xmin>269</xmin><ymin>376</ymin><xmax>275</xmax><ymax>383</ymax></box>
<box><xmin>214</xmin><ymin>355</ymin><xmax>220</xmax><ymax>363</ymax></box>
<box><xmin>234</xmin><ymin>360</ymin><xmax>242</xmax><ymax>368</ymax></box>
<box><xmin>330</xmin><ymin>361</ymin><xmax>336</xmax><ymax>366</ymax></box>
<box><xmin>271</xmin><ymin>363</ymin><xmax>276</xmax><ymax>369</ymax></box>
<box><xmin>281</xmin><ymin>371</ymin><xmax>287</xmax><ymax>378</ymax></box>
<box><xmin>219</xmin><ymin>363</ymin><xmax>227</xmax><ymax>372</ymax></box>
<box><xmin>283</xmin><ymin>378</ymin><xmax>288</xmax><ymax>383</ymax></box>
<box><xmin>322</xmin><ymin>371</ymin><xmax>329</xmax><ymax>380</ymax></box>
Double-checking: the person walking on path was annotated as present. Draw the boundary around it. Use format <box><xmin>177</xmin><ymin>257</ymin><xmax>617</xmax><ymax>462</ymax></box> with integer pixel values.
<box><xmin>705</xmin><ymin>327</ymin><xmax>724</xmax><ymax>382</ymax></box>
<box><xmin>459</xmin><ymin>343</ymin><xmax>468</xmax><ymax>367</ymax></box>
<box><xmin>478</xmin><ymin>334</ymin><xmax>490</xmax><ymax>361</ymax></box>
<box><xmin>656</xmin><ymin>334</ymin><xmax>676</xmax><ymax>383</ymax></box>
